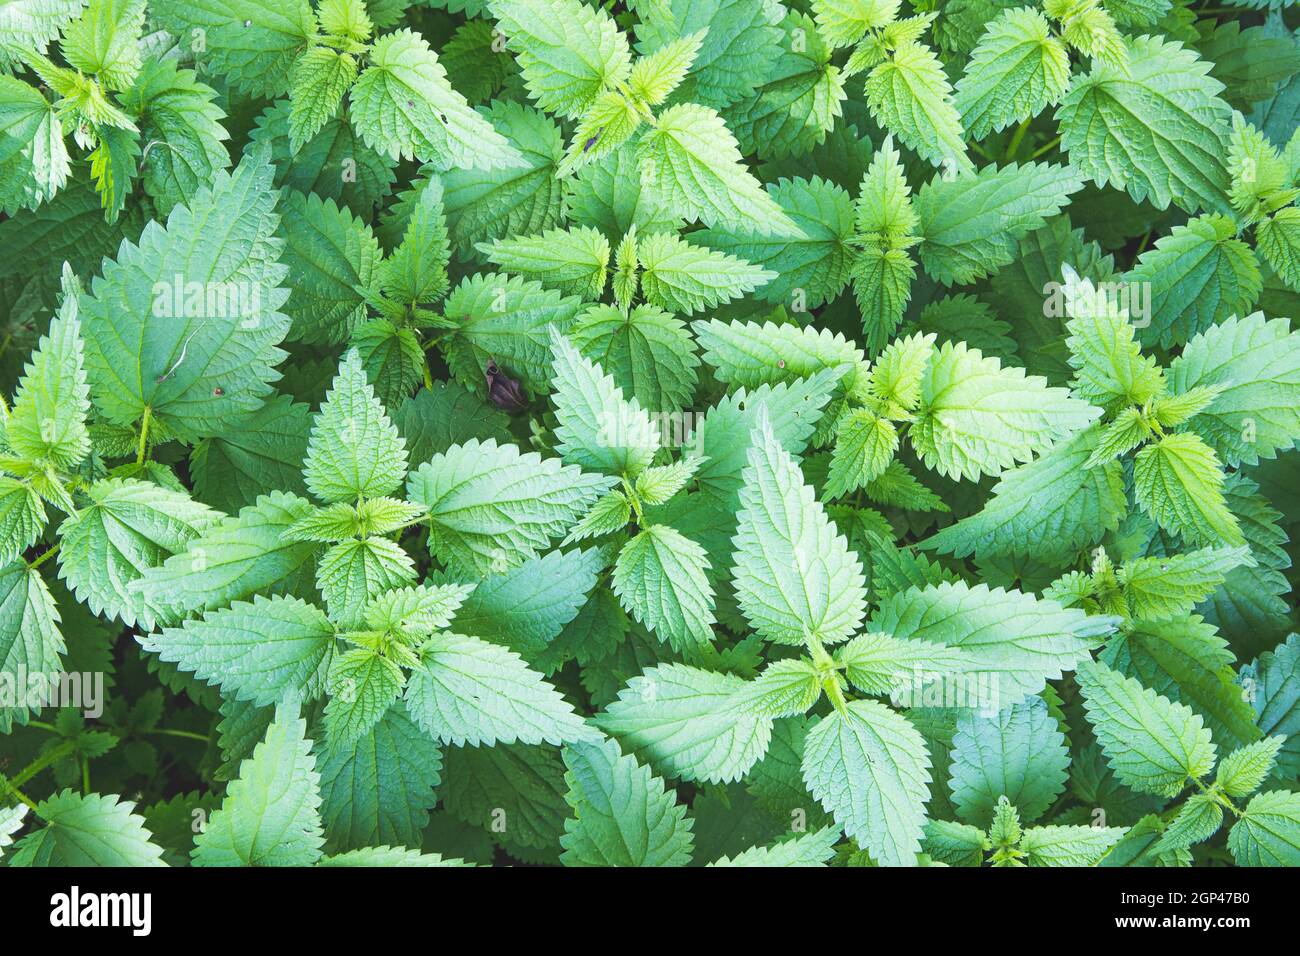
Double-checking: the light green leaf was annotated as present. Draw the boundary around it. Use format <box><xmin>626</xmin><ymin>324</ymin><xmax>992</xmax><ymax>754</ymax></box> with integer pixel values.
<box><xmin>1057</xmin><ymin>35</ymin><xmax>1232</xmax><ymax>214</ymax></box>
<box><xmin>488</xmin><ymin>0</ymin><xmax>631</xmax><ymax>119</ymax></box>
<box><xmin>872</xmin><ymin>580</ymin><xmax>1116</xmax><ymax>704</ymax></box>
<box><xmin>596</xmin><ymin>663</ymin><xmax>773</xmax><ymax>784</ymax></box>
<box><xmin>1168</xmin><ymin>312</ymin><xmax>1300</xmax><ymax>467</ymax></box>
<box><xmin>129</xmin><ymin>492</ymin><xmax>319</xmax><ymax>626</ymax></box>
<box><xmin>708</xmin><ymin>826</ymin><xmax>841</xmax><ymax>866</ymax></box>
<box><xmin>612</xmin><ymin>523</ymin><xmax>716</xmax><ymax>651</ymax></box>
<box><xmin>80</xmin><ymin>152</ymin><xmax>290</xmax><ymax>442</ymax></box>
<box><xmin>193</xmin><ymin>705</ymin><xmax>325</xmax><ymax>866</ymax></box>
<box><xmin>404</xmin><ymin>630</ymin><xmax>597</xmax><ymax>747</ymax></box>
<box><xmin>349</xmin><ymin>28</ymin><xmax>521</xmax><ymax>170</ymax></box>
<box><xmin>915</xmin><ymin>162</ymin><xmax>1084</xmax><ymax>285</ymax></box>
<box><xmin>549</xmin><ymin>327</ymin><xmax>659</xmax><ymax>477</ymax></box>
<box><xmin>636</xmin><ymin>102</ymin><xmax>804</xmax><ymax>237</ymax></box>
<box><xmin>407</xmin><ymin>438</ymin><xmax>613</xmax><ymax>576</ymax></box>
<box><xmin>1228</xmin><ymin>789</ymin><xmax>1300</xmax><ymax>866</ymax></box>
<box><xmin>138</xmin><ymin>594</ymin><xmax>333</xmax><ymax>707</ymax></box>
<box><xmin>864</xmin><ymin>41</ymin><xmax>970</xmax><ymax>175</ymax></box>
<box><xmin>9</xmin><ymin>791</ymin><xmax>164</xmax><ymax>866</ymax></box>
<box><xmin>303</xmin><ymin>349</ymin><xmax>407</xmax><ymax>503</ymax></box>
<box><xmin>910</xmin><ymin>340</ymin><xmax>1101</xmax><ymax>481</ymax></box>
<box><xmin>948</xmin><ymin>695</ymin><xmax>1069</xmax><ymax>827</ymax></box>
<box><xmin>801</xmin><ymin>699</ymin><xmax>931</xmax><ymax>867</ymax></box>
<box><xmin>731</xmin><ymin>412</ymin><xmax>866</xmax><ymax>646</ymax></box>
<box><xmin>1076</xmin><ymin>658</ymin><xmax>1218</xmax><ymax>797</ymax></box>
<box><xmin>57</xmin><ymin>478</ymin><xmax>221</xmax><ymax>627</ymax></box>
<box><xmin>955</xmin><ymin>8</ymin><xmax>1070</xmax><ymax>139</ymax></box>
<box><xmin>1133</xmin><ymin>432</ymin><xmax>1244</xmax><ymax>547</ymax></box>
<box><xmin>559</xmin><ymin>736</ymin><xmax>694</xmax><ymax>866</ymax></box>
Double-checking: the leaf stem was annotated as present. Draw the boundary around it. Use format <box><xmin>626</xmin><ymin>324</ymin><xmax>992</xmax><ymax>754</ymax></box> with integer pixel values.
<box><xmin>136</xmin><ymin>406</ymin><xmax>152</xmax><ymax>466</ymax></box>
<box><xmin>8</xmin><ymin>740</ymin><xmax>76</xmax><ymax>789</ymax></box>
<box><xmin>1004</xmin><ymin>118</ymin><xmax>1031</xmax><ymax>161</ymax></box>
<box><xmin>144</xmin><ymin>728</ymin><xmax>210</xmax><ymax>743</ymax></box>
<box><xmin>27</xmin><ymin>543</ymin><xmax>59</xmax><ymax>570</ymax></box>
<box><xmin>1028</xmin><ymin>135</ymin><xmax>1062</xmax><ymax>160</ymax></box>
<box><xmin>0</xmin><ymin>774</ymin><xmax>37</xmax><ymax>811</ymax></box>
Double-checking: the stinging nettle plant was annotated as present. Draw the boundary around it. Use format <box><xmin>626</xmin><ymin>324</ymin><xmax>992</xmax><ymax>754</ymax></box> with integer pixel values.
<box><xmin>0</xmin><ymin>0</ymin><xmax>1298</xmax><ymax>870</ymax></box>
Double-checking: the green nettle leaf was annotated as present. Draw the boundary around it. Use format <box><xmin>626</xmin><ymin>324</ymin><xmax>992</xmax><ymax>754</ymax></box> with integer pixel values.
<box><xmin>489</xmin><ymin>0</ymin><xmax>631</xmax><ymax>120</ymax></box>
<box><xmin>1229</xmin><ymin>790</ymin><xmax>1300</xmax><ymax>866</ymax></box>
<box><xmin>802</xmin><ymin>699</ymin><xmax>931</xmax><ymax>867</ymax></box>
<box><xmin>479</xmin><ymin>226</ymin><xmax>610</xmax><ymax>299</ymax></box>
<box><xmin>596</xmin><ymin>663</ymin><xmax>773</xmax><ymax>783</ymax></box>
<box><xmin>864</xmin><ymin>40</ymin><xmax>972</xmax><ymax>177</ymax></box>
<box><xmin>57</xmin><ymin>478</ymin><xmax>221</xmax><ymax>626</ymax></box>
<box><xmin>316</xmin><ymin>702</ymin><xmax>442</xmax><ymax>852</ymax></box>
<box><xmin>0</xmin><ymin>75</ymin><xmax>70</xmax><ymax>214</ymax></box>
<box><xmin>440</xmin><ymin>272</ymin><xmax>583</xmax><ymax>395</ymax></box>
<box><xmin>324</xmin><ymin>647</ymin><xmax>405</xmax><ymax>744</ymax></box>
<box><xmin>129</xmin><ymin>492</ymin><xmax>320</xmax><ymax>627</ymax></box>
<box><xmin>871</xmin><ymin>581</ymin><xmax>1117</xmax><ymax>704</ymax></box>
<box><xmin>404</xmin><ymin>631</ymin><xmax>597</xmax><ymax>747</ymax></box>
<box><xmin>1117</xmin><ymin>546</ymin><xmax>1253</xmax><ymax>622</ymax></box>
<box><xmin>1167</xmin><ymin>312</ymin><xmax>1300</xmax><ymax>467</ymax></box>
<box><xmin>316</xmin><ymin>536</ymin><xmax>416</xmax><ymax>628</ymax></box>
<box><xmin>636</xmin><ymin>103</ymin><xmax>804</xmax><ymax>237</ymax></box>
<box><xmin>549</xmin><ymin>328</ymin><xmax>659</xmax><ymax>477</ymax></box>
<box><xmin>7</xmin><ymin>289</ymin><xmax>90</xmax><ymax>470</ymax></box>
<box><xmin>948</xmin><ymin>696</ymin><xmax>1069</xmax><ymax>827</ymax></box>
<box><xmin>79</xmin><ymin>152</ymin><xmax>291</xmax><ymax>442</ymax></box>
<box><xmin>612</xmin><ymin>523</ymin><xmax>716</xmax><ymax>651</ymax></box>
<box><xmin>193</xmin><ymin>705</ymin><xmax>326</xmax><ymax>866</ymax></box>
<box><xmin>304</xmin><ymin>349</ymin><xmax>407</xmax><ymax>503</ymax></box>
<box><xmin>190</xmin><ymin>394</ymin><xmax>312</xmax><ymax>514</ymax></box>
<box><xmin>910</xmin><ymin>340</ymin><xmax>1101</xmax><ymax>481</ymax></box>
<box><xmin>915</xmin><ymin>162</ymin><xmax>1084</xmax><ymax>285</ymax></box>
<box><xmin>1076</xmin><ymin>659</ymin><xmax>1218</xmax><ymax>797</ymax></box>
<box><xmin>150</xmin><ymin>0</ymin><xmax>317</xmax><ymax>97</ymax></box>
<box><xmin>731</xmin><ymin>413</ymin><xmax>866</xmax><ymax>646</ymax></box>
<box><xmin>1018</xmin><ymin>824</ymin><xmax>1126</xmax><ymax>866</ymax></box>
<box><xmin>693</xmin><ymin>319</ymin><xmax>863</xmax><ymax>390</ymax></box>
<box><xmin>1057</xmin><ymin>35</ymin><xmax>1233</xmax><ymax>214</ymax></box>
<box><xmin>443</xmin><ymin>547</ymin><xmax>601</xmax><ymax>659</ymax></box>
<box><xmin>559</xmin><ymin>737</ymin><xmax>694</xmax><ymax>867</ymax></box>
<box><xmin>407</xmin><ymin>438</ymin><xmax>613</xmax><ymax>576</ymax></box>
<box><xmin>922</xmin><ymin>427</ymin><xmax>1126</xmax><ymax>563</ymax></box>
<box><xmin>0</xmin><ymin>478</ymin><xmax>45</xmax><ymax>569</ymax></box>
<box><xmin>0</xmin><ymin>804</ymin><xmax>29</xmax><ymax>859</ymax></box>
<box><xmin>1127</xmin><ymin>215</ymin><xmax>1262</xmax><ymax>349</ymax></box>
<box><xmin>0</xmin><ymin>561</ymin><xmax>63</xmax><ymax>731</ymax></box>
<box><xmin>693</xmin><ymin>176</ymin><xmax>856</xmax><ymax>309</ymax></box>
<box><xmin>708</xmin><ymin>826</ymin><xmax>841</xmax><ymax>867</ymax></box>
<box><xmin>1133</xmin><ymin>432</ymin><xmax>1244</xmax><ymax>547</ymax></box>
<box><xmin>955</xmin><ymin>8</ymin><xmax>1070</xmax><ymax>140</ymax></box>
<box><xmin>138</xmin><ymin>595</ymin><xmax>334</xmax><ymax>707</ymax></box>
<box><xmin>1215</xmin><ymin>737</ymin><xmax>1283</xmax><ymax>800</ymax></box>
<box><xmin>350</xmin><ymin>29</ymin><xmax>521</xmax><ymax>171</ymax></box>
<box><xmin>638</xmin><ymin>232</ymin><xmax>775</xmax><ymax>315</ymax></box>
<box><xmin>8</xmin><ymin>791</ymin><xmax>164</xmax><ymax>866</ymax></box>
<box><xmin>119</xmin><ymin>57</ymin><xmax>230</xmax><ymax>217</ymax></box>
<box><xmin>568</xmin><ymin>304</ymin><xmax>699</xmax><ymax>414</ymax></box>
<box><xmin>288</xmin><ymin>47</ymin><xmax>357</xmax><ymax>153</ymax></box>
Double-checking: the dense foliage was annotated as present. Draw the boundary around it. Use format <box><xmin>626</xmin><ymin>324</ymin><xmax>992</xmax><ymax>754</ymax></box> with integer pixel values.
<box><xmin>0</xmin><ymin>0</ymin><xmax>1299</xmax><ymax>868</ymax></box>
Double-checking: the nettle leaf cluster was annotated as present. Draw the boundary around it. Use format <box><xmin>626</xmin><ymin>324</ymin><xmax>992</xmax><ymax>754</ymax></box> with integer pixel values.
<box><xmin>0</xmin><ymin>0</ymin><xmax>1298</xmax><ymax>870</ymax></box>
